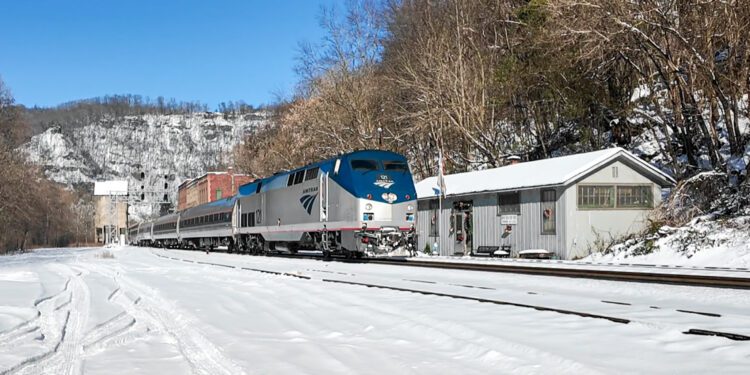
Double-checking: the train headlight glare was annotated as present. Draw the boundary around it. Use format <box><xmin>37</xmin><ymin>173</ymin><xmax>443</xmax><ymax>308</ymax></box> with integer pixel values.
<box><xmin>407</xmin><ymin>205</ymin><xmax>414</xmax><ymax>211</ymax></box>
<box><xmin>365</xmin><ymin>203</ymin><xmax>373</xmax><ymax>210</ymax></box>
<box><xmin>388</xmin><ymin>193</ymin><xmax>397</xmax><ymax>202</ymax></box>
<box><xmin>381</xmin><ymin>193</ymin><xmax>389</xmax><ymax>200</ymax></box>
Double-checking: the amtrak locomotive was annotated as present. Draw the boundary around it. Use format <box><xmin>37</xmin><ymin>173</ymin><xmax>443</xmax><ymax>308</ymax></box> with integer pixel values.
<box><xmin>131</xmin><ymin>150</ymin><xmax>417</xmax><ymax>257</ymax></box>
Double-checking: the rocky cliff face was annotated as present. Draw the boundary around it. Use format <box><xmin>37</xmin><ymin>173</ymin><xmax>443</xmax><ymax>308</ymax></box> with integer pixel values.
<box><xmin>22</xmin><ymin>111</ymin><xmax>270</xmax><ymax>220</ymax></box>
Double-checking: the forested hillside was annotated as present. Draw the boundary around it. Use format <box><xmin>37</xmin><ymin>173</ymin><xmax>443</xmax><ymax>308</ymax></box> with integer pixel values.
<box><xmin>22</xmin><ymin>100</ymin><xmax>271</xmax><ymax>220</ymax></box>
<box><xmin>232</xmin><ymin>0</ymin><xmax>749</xmax><ymax>259</ymax></box>
<box><xmin>238</xmin><ymin>0</ymin><xmax>749</xmax><ymax>180</ymax></box>
<box><xmin>0</xmin><ymin>80</ymin><xmax>79</xmax><ymax>252</ymax></box>
<box><xmin>0</xmin><ymin>81</ymin><xmax>273</xmax><ymax>252</ymax></box>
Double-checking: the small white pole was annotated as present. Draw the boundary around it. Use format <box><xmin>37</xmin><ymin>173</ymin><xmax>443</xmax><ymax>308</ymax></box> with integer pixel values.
<box><xmin>438</xmin><ymin>191</ymin><xmax>442</xmax><ymax>256</ymax></box>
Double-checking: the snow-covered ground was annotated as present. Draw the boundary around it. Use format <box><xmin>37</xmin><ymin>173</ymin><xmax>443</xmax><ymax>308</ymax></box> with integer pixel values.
<box><xmin>1</xmin><ymin>247</ymin><xmax>749</xmax><ymax>374</ymax></box>
<box><xmin>582</xmin><ymin>216</ymin><xmax>750</xmax><ymax>269</ymax></box>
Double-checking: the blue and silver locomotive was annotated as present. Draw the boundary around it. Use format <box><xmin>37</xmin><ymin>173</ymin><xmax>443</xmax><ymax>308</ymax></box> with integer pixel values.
<box><xmin>133</xmin><ymin>150</ymin><xmax>417</xmax><ymax>257</ymax></box>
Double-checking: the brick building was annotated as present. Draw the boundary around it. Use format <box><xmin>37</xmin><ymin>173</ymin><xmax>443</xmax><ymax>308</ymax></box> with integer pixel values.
<box><xmin>177</xmin><ymin>169</ymin><xmax>253</xmax><ymax>211</ymax></box>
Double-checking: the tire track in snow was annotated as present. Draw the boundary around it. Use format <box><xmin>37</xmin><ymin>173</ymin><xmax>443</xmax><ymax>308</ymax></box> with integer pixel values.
<box><xmin>14</xmin><ymin>266</ymin><xmax>90</xmax><ymax>375</ymax></box>
<box><xmin>5</xmin><ymin>264</ymin><xmax>87</xmax><ymax>375</ymax></box>
<box><xmin>193</xmin><ymin>268</ymin><xmax>599</xmax><ymax>374</ymax></box>
<box><xmin>0</xmin><ymin>311</ymin><xmax>41</xmax><ymax>343</ymax></box>
<box><xmin>79</xmin><ymin>262</ymin><xmax>246</xmax><ymax>375</ymax></box>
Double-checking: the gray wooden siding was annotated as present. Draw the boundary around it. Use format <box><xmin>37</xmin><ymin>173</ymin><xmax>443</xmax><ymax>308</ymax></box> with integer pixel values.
<box><xmin>417</xmin><ymin>187</ymin><xmax>567</xmax><ymax>258</ymax></box>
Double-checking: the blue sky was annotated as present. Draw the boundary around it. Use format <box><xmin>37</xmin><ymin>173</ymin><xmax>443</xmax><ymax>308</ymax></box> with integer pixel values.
<box><xmin>0</xmin><ymin>0</ymin><xmax>344</xmax><ymax>108</ymax></box>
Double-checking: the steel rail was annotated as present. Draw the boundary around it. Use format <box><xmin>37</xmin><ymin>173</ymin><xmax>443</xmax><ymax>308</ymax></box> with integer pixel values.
<box><xmin>362</xmin><ymin>258</ymin><xmax>750</xmax><ymax>289</ymax></box>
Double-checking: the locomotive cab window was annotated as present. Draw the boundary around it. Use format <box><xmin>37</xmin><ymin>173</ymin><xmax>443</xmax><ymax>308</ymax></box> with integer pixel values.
<box><xmin>293</xmin><ymin>170</ymin><xmax>305</xmax><ymax>184</ymax></box>
<box><xmin>305</xmin><ymin>167</ymin><xmax>319</xmax><ymax>181</ymax></box>
<box><xmin>351</xmin><ymin>159</ymin><xmax>379</xmax><ymax>172</ymax></box>
<box><xmin>383</xmin><ymin>161</ymin><xmax>408</xmax><ymax>172</ymax></box>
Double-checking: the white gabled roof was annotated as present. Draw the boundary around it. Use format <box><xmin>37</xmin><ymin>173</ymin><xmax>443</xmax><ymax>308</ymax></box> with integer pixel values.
<box><xmin>416</xmin><ymin>147</ymin><xmax>674</xmax><ymax>199</ymax></box>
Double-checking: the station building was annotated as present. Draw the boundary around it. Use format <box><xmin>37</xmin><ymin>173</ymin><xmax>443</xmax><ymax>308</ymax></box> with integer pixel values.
<box><xmin>177</xmin><ymin>169</ymin><xmax>253</xmax><ymax>211</ymax></box>
<box><xmin>415</xmin><ymin>148</ymin><xmax>675</xmax><ymax>260</ymax></box>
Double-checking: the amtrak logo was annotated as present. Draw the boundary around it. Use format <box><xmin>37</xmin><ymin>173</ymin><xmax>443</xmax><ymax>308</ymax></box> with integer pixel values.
<box><xmin>374</xmin><ymin>174</ymin><xmax>395</xmax><ymax>189</ymax></box>
<box><xmin>299</xmin><ymin>193</ymin><xmax>317</xmax><ymax>215</ymax></box>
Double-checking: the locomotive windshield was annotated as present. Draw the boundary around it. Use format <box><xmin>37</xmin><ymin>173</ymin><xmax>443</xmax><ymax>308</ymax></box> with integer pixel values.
<box><xmin>351</xmin><ymin>159</ymin><xmax>380</xmax><ymax>172</ymax></box>
<box><xmin>383</xmin><ymin>161</ymin><xmax>408</xmax><ymax>172</ymax></box>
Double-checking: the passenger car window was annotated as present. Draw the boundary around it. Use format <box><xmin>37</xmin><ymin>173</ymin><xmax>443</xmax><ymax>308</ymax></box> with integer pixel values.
<box><xmin>351</xmin><ymin>160</ymin><xmax>379</xmax><ymax>171</ymax></box>
<box><xmin>383</xmin><ymin>161</ymin><xmax>408</xmax><ymax>172</ymax></box>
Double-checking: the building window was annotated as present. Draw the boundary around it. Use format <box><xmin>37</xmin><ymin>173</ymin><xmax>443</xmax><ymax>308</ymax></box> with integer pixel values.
<box><xmin>497</xmin><ymin>192</ymin><xmax>520</xmax><ymax>215</ymax></box>
<box><xmin>577</xmin><ymin>185</ymin><xmax>615</xmax><ymax>209</ymax></box>
<box><xmin>216</xmin><ymin>188</ymin><xmax>222</xmax><ymax>200</ymax></box>
<box><xmin>617</xmin><ymin>185</ymin><xmax>653</xmax><ymax>208</ymax></box>
<box><xmin>577</xmin><ymin>184</ymin><xmax>653</xmax><ymax>209</ymax></box>
<box><xmin>541</xmin><ymin>189</ymin><xmax>556</xmax><ymax>235</ymax></box>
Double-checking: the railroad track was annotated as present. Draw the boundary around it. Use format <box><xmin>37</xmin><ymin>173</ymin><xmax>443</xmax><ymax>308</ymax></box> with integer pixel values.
<box><xmin>150</xmin><ymin>250</ymin><xmax>750</xmax><ymax>342</ymax></box>
<box><xmin>262</xmin><ymin>253</ymin><xmax>750</xmax><ymax>290</ymax></box>
<box><xmin>361</xmin><ymin>258</ymin><xmax>750</xmax><ymax>290</ymax></box>
<box><xmin>159</xmin><ymin>248</ymin><xmax>750</xmax><ymax>290</ymax></box>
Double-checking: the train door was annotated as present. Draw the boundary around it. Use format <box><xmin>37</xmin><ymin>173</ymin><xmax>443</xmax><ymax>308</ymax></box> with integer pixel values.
<box><xmin>232</xmin><ymin>200</ymin><xmax>240</xmax><ymax>235</ymax></box>
<box><xmin>320</xmin><ymin>171</ymin><xmax>328</xmax><ymax>222</ymax></box>
<box><xmin>451</xmin><ymin>201</ymin><xmax>473</xmax><ymax>255</ymax></box>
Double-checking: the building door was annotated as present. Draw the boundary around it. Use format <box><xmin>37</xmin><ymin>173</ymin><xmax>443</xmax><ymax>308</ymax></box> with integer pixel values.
<box><xmin>451</xmin><ymin>201</ymin><xmax>473</xmax><ymax>255</ymax></box>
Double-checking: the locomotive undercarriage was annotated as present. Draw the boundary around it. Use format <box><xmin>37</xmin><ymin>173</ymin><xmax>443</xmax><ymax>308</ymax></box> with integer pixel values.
<box><xmin>356</xmin><ymin>227</ymin><xmax>416</xmax><ymax>257</ymax></box>
<box><xmin>234</xmin><ymin>227</ymin><xmax>415</xmax><ymax>258</ymax></box>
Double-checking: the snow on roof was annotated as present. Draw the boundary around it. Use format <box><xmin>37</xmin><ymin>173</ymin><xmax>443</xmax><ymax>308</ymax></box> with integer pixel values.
<box><xmin>94</xmin><ymin>180</ymin><xmax>129</xmax><ymax>196</ymax></box>
<box><xmin>416</xmin><ymin>147</ymin><xmax>674</xmax><ymax>199</ymax></box>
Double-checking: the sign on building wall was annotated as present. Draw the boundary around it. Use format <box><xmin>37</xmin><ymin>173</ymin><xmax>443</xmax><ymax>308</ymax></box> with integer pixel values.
<box><xmin>500</xmin><ymin>215</ymin><xmax>518</xmax><ymax>225</ymax></box>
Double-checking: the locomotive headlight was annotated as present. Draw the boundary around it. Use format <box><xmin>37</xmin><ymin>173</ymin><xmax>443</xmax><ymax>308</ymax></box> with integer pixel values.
<box><xmin>407</xmin><ymin>205</ymin><xmax>413</xmax><ymax>211</ymax></box>
<box><xmin>382</xmin><ymin>193</ymin><xmax>397</xmax><ymax>203</ymax></box>
<box><xmin>365</xmin><ymin>203</ymin><xmax>373</xmax><ymax>210</ymax></box>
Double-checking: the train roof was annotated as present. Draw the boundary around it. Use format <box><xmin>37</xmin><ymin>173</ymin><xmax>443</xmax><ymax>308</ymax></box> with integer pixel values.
<box><xmin>237</xmin><ymin>149</ymin><xmax>408</xmax><ymax>197</ymax></box>
<box><xmin>180</xmin><ymin>196</ymin><xmax>235</xmax><ymax>219</ymax></box>
<box><xmin>153</xmin><ymin>212</ymin><xmax>179</xmax><ymax>224</ymax></box>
